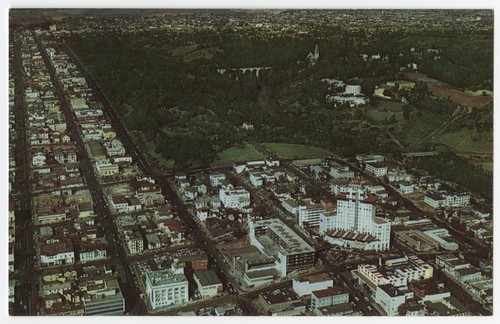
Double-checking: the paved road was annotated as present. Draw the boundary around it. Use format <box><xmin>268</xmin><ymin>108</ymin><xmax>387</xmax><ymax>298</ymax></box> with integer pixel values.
<box><xmin>12</xmin><ymin>32</ymin><xmax>37</xmax><ymax>316</ymax></box>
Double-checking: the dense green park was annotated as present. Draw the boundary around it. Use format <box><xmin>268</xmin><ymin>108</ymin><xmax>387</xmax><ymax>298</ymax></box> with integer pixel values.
<box><xmin>65</xmin><ymin>29</ymin><xmax>492</xmax><ymax>171</ymax></box>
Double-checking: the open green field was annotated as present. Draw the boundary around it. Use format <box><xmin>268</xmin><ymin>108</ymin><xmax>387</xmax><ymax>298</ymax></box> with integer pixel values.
<box><xmin>211</xmin><ymin>145</ymin><xmax>265</xmax><ymax>167</ymax></box>
<box><xmin>262</xmin><ymin>143</ymin><xmax>331</xmax><ymax>159</ymax></box>
<box><xmin>369</xmin><ymin>99</ymin><xmax>405</xmax><ymax>122</ymax></box>
<box><xmin>396</xmin><ymin>112</ymin><xmax>444</xmax><ymax>147</ymax></box>
<box><xmin>439</xmin><ymin>130</ymin><xmax>493</xmax><ymax>154</ymax></box>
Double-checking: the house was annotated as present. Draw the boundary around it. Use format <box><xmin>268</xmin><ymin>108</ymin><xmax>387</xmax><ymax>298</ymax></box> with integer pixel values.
<box><xmin>95</xmin><ymin>160</ymin><xmax>118</xmax><ymax>177</ymax></box>
<box><xmin>146</xmin><ymin>234</ymin><xmax>162</xmax><ymax>250</ymax></box>
<box><xmin>79</xmin><ymin>243</ymin><xmax>107</xmax><ymax>263</ymax></box>
<box><xmin>109</xmin><ymin>195</ymin><xmax>142</xmax><ymax>213</ymax></box>
<box><xmin>399</xmin><ymin>181</ymin><xmax>414</xmax><ymax>194</ymax></box>
<box><xmin>104</xmin><ymin>139</ymin><xmax>125</xmax><ymax>157</ymax></box>
<box><xmin>136</xmin><ymin>191</ymin><xmax>165</xmax><ymax>207</ymax></box>
<box><xmin>40</xmin><ymin>240</ymin><xmax>75</xmax><ymax>267</ymax></box>
<box><xmin>32</xmin><ymin>152</ymin><xmax>47</xmax><ymax>166</ymax></box>
<box><xmin>54</xmin><ymin>149</ymin><xmax>77</xmax><ymax>164</ymax></box>
<box><xmin>126</xmin><ymin>232</ymin><xmax>144</xmax><ymax>255</ymax></box>
<box><xmin>209</xmin><ymin>173</ymin><xmax>226</xmax><ymax>187</ymax></box>
<box><xmin>194</xmin><ymin>197</ymin><xmax>210</xmax><ymax>209</ymax></box>
<box><xmin>242</xmin><ymin>122</ymin><xmax>255</xmax><ymax>130</ymax></box>
<box><xmin>196</xmin><ymin>207</ymin><xmax>210</xmax><ymax>222</ymax></box>
<box><xmin>184</xmin><ymin>187</ymin><xmax>199</xmax><ymax>200</ymax></box>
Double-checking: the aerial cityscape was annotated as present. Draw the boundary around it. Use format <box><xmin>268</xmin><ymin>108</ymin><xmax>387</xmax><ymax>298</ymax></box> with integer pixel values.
<box><xmin>7</xmin><ymin>9</ymin><xmax>493</xmax><ymax>316</ymax></box>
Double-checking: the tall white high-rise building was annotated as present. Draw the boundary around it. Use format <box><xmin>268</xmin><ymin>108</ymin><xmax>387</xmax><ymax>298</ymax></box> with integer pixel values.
<box><xmin>319</xmin><ymin>186</ymin><xmax>390</xmax><ymax>251</ymax></box>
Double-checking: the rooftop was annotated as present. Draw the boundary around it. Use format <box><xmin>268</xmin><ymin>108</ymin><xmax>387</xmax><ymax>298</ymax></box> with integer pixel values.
<box><xmin>455</xmin><ymin>267</ymin><xmax>481</xmax><ymax>276</ymax></box>
<box><xmin>379</xmin><ymin>284</ymin><xmax>405</xmax><ymax>298</ymax></box>
<box><xmin>261</xmin><ymin>288</ymin><xmax>300</xmax><ymax>305</ymax></box>
<box><xmin>424</xmin><ymin>296</ymin><xmax>470</xmax><ymax>316</ymax></box>
<box><xmin>297</xmin><ymin>273</ymin><xmax>331</xmax><ymax>284</ymax></box>
<box><xmin>194</xmin><ymin>270</ymin><xmax>222</xmax><ymax>287</ymax></box>
<box><xmin>326</xmin><ymin>229</ymin><xmax>377</xmax><ymax>243</ymax></box>
<box><xmin>245</xmin><ymin>269</ymin><xmax>277</xmax><ymax>279</ymax></box>
<box><xmin>146</xmin><ymin>269</ymin><xmax>187</xmax><ymax>287</ymax></box>
<box><xmin>312</xmin><ymin>286</ymin><xmax>348</xmax><ymax>299</ymax></box>
<box><xmin>253</xmin><ymin>218</ymin><xmax>314</xmax><ymax>254</ymax></box>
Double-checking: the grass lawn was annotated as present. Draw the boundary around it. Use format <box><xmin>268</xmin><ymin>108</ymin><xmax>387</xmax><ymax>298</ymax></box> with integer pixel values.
<box><xmin>211</xmin><ymin>145</ymin><xmax>265</xmax><ymax>167</ymax></box>
<box><xmin>396</xmin><ymin>112</ymin><xmax>444</xmax><ymax>147</ymax></box>
<box><xmin>261</xmin><ymin>143</ymin><xmax>331</xmax><ymax>159</ymax></box>
<box><xmin>439</xmin><ymin>130</ymin><xmax>493</xmax><ymax>154</ymax></box>
<box><xmin>369</xmin><ymin>99</ymin><xmax>405</xmax><ymax>122</ymax></box>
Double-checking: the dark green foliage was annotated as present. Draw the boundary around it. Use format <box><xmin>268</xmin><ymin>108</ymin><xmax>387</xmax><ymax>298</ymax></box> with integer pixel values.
<box><xmin>64</xmin><ymin>29</ymin><xmax>492</xmax><ymax>172</ymax></box>
<box><xmin>413</xmin><ymin>152</ymin><xmax>492</xmax><ymax>203</ymax></box>
<box><xmin>408</xmin><ymin>94</ymin><xmax>457</xmax><ymax>115</ymax></box>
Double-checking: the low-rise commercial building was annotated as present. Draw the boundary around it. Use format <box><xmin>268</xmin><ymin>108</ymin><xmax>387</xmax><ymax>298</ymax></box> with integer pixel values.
<box><xmin>194</xmin><ymin>270</ymin><xmax>223</xmax><ymax>298</ymax></box>
<box><xmin>311</xmin><ymin>286</ymin><xmax>349</xmax><ymax>312</ymax></box>
<box><xmin>292</xmin><ymin>273</ymin><xmax>333</xmax><ymax>297</ymax></box>
<box><xmin>82</xmin><ymin>278</ymin><xmax>125</xmax><ymax>316</ymax></box>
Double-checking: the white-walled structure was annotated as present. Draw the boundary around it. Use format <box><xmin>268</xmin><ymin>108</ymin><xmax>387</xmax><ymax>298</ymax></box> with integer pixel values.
<box><xmin>292</xmin><ymin>273</ymin><xmax>333</xmax><ymax>297</ymax></box>
<box><xmin>375</xmin><ymin>284</ymin><xmax>408</xmax><ymax>316</ymax></box>
<box><xmin>145</xmin><ymin>267</ymin><xmax>189</xmax><ymax>310</ymax></box>
<box><xmin>319</xmin><ymin>186</ymin><xmax>390</xmax><ymax>251</ymax></box>
<box><xmin>366</xmin><ymin>162</ymin><xmax>388</xmax><ymax>177</ymax></box>
<box><xmin>311</xmin><ymin>286</ymin><xmax>350</xmax><ymax>312</ymax></box>
<box><xmin>219</xmin><ymin>186</ymin><xmax>250</xmax><ymax>209</ymax></box>
<box><xmin>353</xmin><ymin>255</ymin><xmax>433</xmax><ymax>292</ymax></box>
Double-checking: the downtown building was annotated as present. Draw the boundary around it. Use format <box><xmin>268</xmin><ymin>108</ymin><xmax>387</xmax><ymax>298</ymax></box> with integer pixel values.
<box><xmin>319</xmin><ymin>186</ymin><xmax>390</xmax><ymax>251</ymax></box>
<box><xmin>249</xmin><ymin>218</ymin><xmax>316</xmax><ymax>276</ymax></box>
<box><xmin>82</xmin><ymin>278</ymin><xmax>125</xmax><ymax>315</ymax></box>
<box><xmin>352</xmin><ymin>255</ymin><xmax>433</xmax><ymax>315</ymax></box>
<box><xmin>145</xmin><ymin>266</ymin><xmax>189</xmax><ymax>310</ymax></box>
